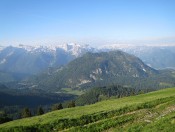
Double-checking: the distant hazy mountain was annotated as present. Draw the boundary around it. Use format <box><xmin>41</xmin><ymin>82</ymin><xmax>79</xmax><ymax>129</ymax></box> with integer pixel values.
<box><xmin>99</xmin><ymin>45</ymin><xmax>175</xmax><ymax>69</ymax></box>
<box><xmin>0</xmin><ymin>44</ymin><xmax>95</xmax><ymax>79</ymax></box>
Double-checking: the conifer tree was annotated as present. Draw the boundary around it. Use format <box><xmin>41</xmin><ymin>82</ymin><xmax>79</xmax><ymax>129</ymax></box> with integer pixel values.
<box><xmin>68</xmin><ymin>101</ymin><xmax>75</xmax><ymax>108</ymax></box>
<box><xmin>21</xmin><ymin>108</ymin><xmax>32</xmax><ymax>118</ymax></box>
<box><xmin>52</xmin><ymin>103</ymin><xmax>63</xmax><ymax>111</ymax></box>
<box><xmin>37</xmin><ymin>106</ymin><xmax>44</xmax><ymax>115</ymax></box>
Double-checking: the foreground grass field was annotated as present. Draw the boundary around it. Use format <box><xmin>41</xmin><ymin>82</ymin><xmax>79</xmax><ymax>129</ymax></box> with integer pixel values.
<box><xmin>0</xmin><ymin>88</ymin><xmax>175</xmax><ymax>131</ymax></box>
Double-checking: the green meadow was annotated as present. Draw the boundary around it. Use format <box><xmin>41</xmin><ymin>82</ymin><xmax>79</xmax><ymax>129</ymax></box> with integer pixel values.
<box><xmin>0</xmin><ymin>88</ymin><xmax>175</xmax><ymax>132</ymax></box>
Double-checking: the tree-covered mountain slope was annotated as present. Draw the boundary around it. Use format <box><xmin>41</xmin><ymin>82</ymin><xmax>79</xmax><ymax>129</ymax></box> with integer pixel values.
<box><xmin>75</xmin><ymin>85</ymin><xmax>154</xmax><ymax>106</ymax></box>
<box><xmin>0</xmin><ymin>87</ymin><xmax>175</xmax><ymax>131</ymax></box>
<box><xmin>25</xmin><ymin>50</ymin><xmax>175</xmax><ymax>92</ymax></box>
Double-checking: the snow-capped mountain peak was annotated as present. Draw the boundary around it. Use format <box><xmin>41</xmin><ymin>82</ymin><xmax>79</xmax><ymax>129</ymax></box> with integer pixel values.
<box><xmin>0</xmin><ymin>43</ymin><xmax>96</xmax><ymax>75</ymax></box>
<box><xmin>12</xmin><ymin>43</ymin><xmax>94</xmax><ymax>57</ymax></box>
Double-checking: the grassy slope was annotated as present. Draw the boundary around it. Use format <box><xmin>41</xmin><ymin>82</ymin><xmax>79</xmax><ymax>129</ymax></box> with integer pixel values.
<box><xmin>0</xmin><ymin>88</ymin><xmax>175</xmax><ymax>131</ymax></box>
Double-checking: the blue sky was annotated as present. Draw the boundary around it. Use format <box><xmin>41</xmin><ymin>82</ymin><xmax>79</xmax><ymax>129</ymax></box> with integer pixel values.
<box><xmin>0</xmin><ymin>0</ymin><xmax>175</xmax><ymax>46</ymax></box>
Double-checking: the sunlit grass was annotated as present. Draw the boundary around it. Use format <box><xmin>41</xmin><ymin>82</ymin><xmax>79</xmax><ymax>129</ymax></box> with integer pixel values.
<box><xmin>0</xmin><ymin>87</ymin><xmax>175</xmax><ymax>131</ymax></box>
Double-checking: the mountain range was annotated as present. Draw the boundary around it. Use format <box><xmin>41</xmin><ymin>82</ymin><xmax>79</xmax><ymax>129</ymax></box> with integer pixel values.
<box><xmin>0</xmin><ymin>43</ymin><xmax>175</xmax><ymax>83</ymax></box>
<box><xmin>18</xmin><ymin>50</ymin><xmax>175</xmax><ymax>93</ymax></box>
<box><xmin>0</xmin><ymin>44</ymin><xmax>95</xmax><ymax>82</ymax></box>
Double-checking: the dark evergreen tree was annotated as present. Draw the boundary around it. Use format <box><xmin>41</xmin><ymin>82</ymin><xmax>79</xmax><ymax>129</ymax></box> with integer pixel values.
<box><xmin>58</xmin><ymin>103</ymin><xmax>63</xmax><ymax>110</ymax></box>
<box><xmin>52</xmin><ymin>103</ymin><xmax>63</xmax><ymax>111</ymax></box>
<box><xmin>0</xmin><ymin>111</ymin><xmax>12</xmax><ymax>124</ymax></box>
<box><xmin>37</xmin><ymin>106</ymin><xmax>44</xmax><ymax>115</ymax></box>
<box><xmin>68</xmin><ymin>101</ymin><xmax>75</xmax><ymax>108</ymax></box>
<box><xmin>21</xmin><ymin>108</ymin><xmax>32</xmax><ymax>118</ymax></box>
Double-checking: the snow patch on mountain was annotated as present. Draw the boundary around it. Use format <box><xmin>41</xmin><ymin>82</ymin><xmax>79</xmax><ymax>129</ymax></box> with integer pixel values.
<box><xmin>7</xmin><ymin>51</ymin><xmax>14</xmax><ymax>57</ymax></box>
<box><xmin>8</xmin><ymin>43</ymin><xmax>95</xmax><ymax>57</ymax></box>
<box><xmin>77</xmin><ymin>79</ymin><xmax>91</xmax><ymax>86</ymax></box>
<box><xmin>0</xmin><ymin>46</ymin><xmax>5</xmax><ymax>51</ymax></box>
<box><xmin>0</xmin><ymin>59</ymin><xmax>6</xmax><ymax>64</ymax></box>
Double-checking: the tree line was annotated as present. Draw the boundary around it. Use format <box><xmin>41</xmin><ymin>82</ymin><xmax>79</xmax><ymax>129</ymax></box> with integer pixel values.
<box><xmin>0</xmin><ymin>101</ymin><xmax>76</xmax><ymax>124</ymax></box>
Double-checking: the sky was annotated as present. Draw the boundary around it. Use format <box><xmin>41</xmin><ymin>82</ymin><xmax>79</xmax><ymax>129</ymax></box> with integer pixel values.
<box><xmin>0</xmin><ymin>0</ymin><xmax>175</xmax><ymax>46</ymax></box>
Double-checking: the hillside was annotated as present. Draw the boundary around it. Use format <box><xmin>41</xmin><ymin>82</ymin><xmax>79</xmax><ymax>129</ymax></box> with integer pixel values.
<box><xmin>26</xmin><ymin>51</ymin><xmax>157</xmax><ymax>90</ymax></box>
<box><xmin>75</xmin><ymin>85</ymin><xmax>153</xmax><ymax>106</ymax></box>
<box><xmin>24</xmin><ymin>50</ymin><xmax>175</xmax><ymax>92</ymax></box>
<box><xmin>0</xmin><ymin>88</ymin><xmax>175</xmax><ymax>131</ymax></box>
